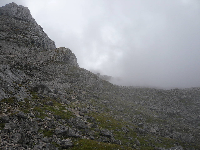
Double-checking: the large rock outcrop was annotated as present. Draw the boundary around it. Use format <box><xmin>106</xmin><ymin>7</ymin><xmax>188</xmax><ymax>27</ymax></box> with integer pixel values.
<box><xmin>0</xmin><ymin>2</ymin><xmax>80</xmax><ymax>101</ymax></box>
<box><xmin>0</xmin><ymin>2</ymin><xmax>56</xmax><ymax>51</ymax></box>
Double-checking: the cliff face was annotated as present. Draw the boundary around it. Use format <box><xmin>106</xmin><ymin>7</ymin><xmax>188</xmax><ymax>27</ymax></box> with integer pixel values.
<box><xmin>0</xmin><ymin>2</ymin><xmax>80</xmax><ymax>101</ymax></box>
<box><xmin>0</xmin><ymin>2</ymin><xmax>56</xmax><ymax>51</ymax></box>
<box><xmin>0</xmin><ymin>3</ymin><xmax>200</xmax><ymax>150</ymax></box>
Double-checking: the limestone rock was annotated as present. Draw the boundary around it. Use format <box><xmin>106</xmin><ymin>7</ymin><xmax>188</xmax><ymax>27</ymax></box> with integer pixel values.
<box><xmin>100</xmin><ymin>129</ymin><xmax>113</xmax><ymax>138</ymax></box>
<box><xmin>0</xmin><ymin>2</ymin><xmax>56</xmax><ymax>51</ymax></box>
<box><xmin>0</xmin><ymin>2</ymin><xmax>34</xmax><ymax>22</ymax></box>
<box><xmin>60</xmin><ymin>139</ymin><xmax>73</xmax><ymax>149</ymax></box>
<box><xmin>48</xmin><ymin>47</ymin><xmax>79</xmax><ymax>67</ymax></box>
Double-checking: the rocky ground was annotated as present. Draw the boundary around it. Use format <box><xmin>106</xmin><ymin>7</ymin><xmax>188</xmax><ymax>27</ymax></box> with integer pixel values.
<box><xmin>0</xmin><ymin>2</ymin><xmax>200</xmax><ymax>150</ymax></box>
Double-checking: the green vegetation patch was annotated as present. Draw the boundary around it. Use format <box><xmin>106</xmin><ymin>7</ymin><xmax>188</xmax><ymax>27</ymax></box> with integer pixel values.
<box><xmin>90</xmin><ymin>112</ymin><xmax>126</xmax><ymax>130</ymax></box>
<box><xmin>89</xmin><ymin>112</ymin><xmax>137</xmax><ymax>145</ymax></box>
<box><xmin>89</xmin><ymin>112</ymin><xmax>181</xmax><ymax>149</ymax></box>
<box><xmin>51</xmin><ymin>141</ymin><xmax>60</xmax><ymax>148</ymax></box>
<box><xmin>39</xmin><ymin>129</ymin><xmax>54</xmax><ymax>137</ymax></box>
<box><xmin>0</xmin><ymin>95</ymin><xmax>72</xmax><ymax>121</ymax></box>
<box><xmin>0</xmin><ymin>123</ymin><xmax>5</xmax><ymax>130</ymax></box>
<box><xmin>70</xmin><ymin>139</ymin><xmax>133</xmax><ymax>150</ymax></box>
<box><xmin>30</xmin><ymin>91</ymin><xmax>39</xmax><ymax>99</ymax></box>
<box><xmin>33</xmin><ymin>106</ymin><xmax>48</xmax><ymax>119</ymax></box>
<box><xmin>23</xmin><ymin>94</ymin><xmax>75</xmax><ymax>119</ymax></box>
<box><xmin>33</xmin><ymin>103</ymin><xmax>73</xmax><ymax>119</ymax></box>
<box><xmin>18</xmin><ymin>98</ymin><xmax>32</xmax><ymax>113</ymax></box>
<box><xmin>1</xmin><ymin>97</ymin><xmax>16</xmax><ymax>104</ymax></box>
<box><xmin>45</xmin><ymin>105</ymin><xmax>73</xmax><ymax>119</ymax></box>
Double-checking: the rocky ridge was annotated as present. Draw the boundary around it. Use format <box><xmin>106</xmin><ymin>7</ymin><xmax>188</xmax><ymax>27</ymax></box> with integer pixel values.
<box><xmin>0</xmin><ymin>3</ymin><xmax>200</xmax><ymax>150</ymax></box>
<box><xmin>0</xmin><ymin>2</ymin><xmax>56</xmax><ymax>51</ymax></box>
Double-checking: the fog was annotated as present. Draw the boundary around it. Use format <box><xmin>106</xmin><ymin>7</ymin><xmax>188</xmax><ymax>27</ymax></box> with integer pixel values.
<box><xmin>1</xmin><ymin>0</ymin><xmax>200</xmax><ymax>89</ymax></box>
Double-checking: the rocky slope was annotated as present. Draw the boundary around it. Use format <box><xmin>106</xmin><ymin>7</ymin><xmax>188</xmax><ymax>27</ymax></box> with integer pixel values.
<box><xmin>0</xmin><ymin>3</ymin><xmax>200</xmax><ymax>150</ymax></box>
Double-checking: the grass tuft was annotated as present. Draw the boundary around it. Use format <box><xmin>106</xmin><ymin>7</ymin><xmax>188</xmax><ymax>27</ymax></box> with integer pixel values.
<box><xmin>70</xmin><ymin>139</ymin><xmax>133</xmax><ymax>150</ymax></box>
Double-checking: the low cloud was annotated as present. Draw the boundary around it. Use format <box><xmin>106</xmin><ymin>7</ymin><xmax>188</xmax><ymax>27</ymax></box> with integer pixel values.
<box><xmin>1</xmin><ymin>0</ymin><xmax>200</xmax><ymax>88</ymax></box>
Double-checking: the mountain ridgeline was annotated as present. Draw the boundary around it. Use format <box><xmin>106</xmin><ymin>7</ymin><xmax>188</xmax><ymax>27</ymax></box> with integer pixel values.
<box><xmin>0</xmin><ymin>3</ymin><xmax>200</xmax><ymax>150</ymax></box>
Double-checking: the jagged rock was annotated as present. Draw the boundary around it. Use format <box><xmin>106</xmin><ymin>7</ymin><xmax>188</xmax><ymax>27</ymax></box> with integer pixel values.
<box><xmin>138</xmin><ymin>122</ymin><xmax>144</xmax><ymax>127</ymax></box>
<box><xmin>11</xmin><ymin>133</ymin><xmax>21</xmax><ymax>144</ymax></box>
<box><xmin>42</xmin><ymin>137</ymin><xmax>50</xmax><ymax>143</ymax></box>
<box><xmin>0</xmin><ymin>2</ymin><xmax>34</xmax><ymax>22</ymax></box>
<box><xmin>49</xmin><ymin>47</ymin><xmax>79</xmax><ymax>67</ymax></box>
<box><xmin>55</xmin><ymin>125</ymin><xmax>80</xmax><ymax>138</ymax></box>
<box><xmin>33</xmin><ymin>142</ymin><xmax>57</xmax><ymax>150</ymax></box>
<box><xmin>167</xmin><ymin>146</ymin><xmax>183</xmax><ymax>150</ymax></box>
<box><xmin>32</xmin><ymin>84</ymin><xmax>52</xmax><ymax>94</ymax></box>
<box><xmin>16</xmin><ymin>111</ymin><xmax>27</xmax><ymax>119</ymax></box>
<box><xmin>68</xmin><ymin>127</ymin><xmax>81</xmax><ymax>137</ymax></box>
<box><xmin>69</xmin><ymin>117</ymin><xmax>88</xmax><ymax>129</ymax></box>
<box><xmin>136</xmin><ymin>127</ymin><xmax>146</xmax><ymax>135</ymax></box>
<box><xmin>55</xmin><ymin>126</ymin><xmax>68</xmax><ymax>135</ymax></box>
<box><xmin>134</xmin><ymin>138</ymin><xmax>140</xmax><ymax>146</ymax></box>
<box><xmin>79</xmin><ymin>111</ymin><xmax>85</xmax><ymax>116</ymax></box>
<box><xmin>113</xmin><ymin>139</ymin><xmax>122</xmax><ymax>145</ymax></box>
<box><xmin>4</xmin><ymin>122</ymin><xmax>17</xmax><ymax>131</ymax></box>
<box><xmin>0</xmin><ymin>115</ymin><xmax>9</xmax><ymax>123</ymax></box>
<box><xmin>100</xmin><ymin>129</ymin><xmax>113</xmax><ymax>138</ymax></box>
<box><xmin>89</xmin><ymin>135</ymin><xmax>95</xmax><ymax>140</ymax></box>
<box><xmin>122</xmin><ymin>126</ymin><xmax>129</xmax><ymax>133</ymax></box>
<box><xmin>60</xmin><ymin>139</ymin><xmax>73</xmax><ymax>149</ymax></box>
<box><xmin>0</xmin><ymin>3</ymin><xmax>56</xmax><ymax>51</ymax></box>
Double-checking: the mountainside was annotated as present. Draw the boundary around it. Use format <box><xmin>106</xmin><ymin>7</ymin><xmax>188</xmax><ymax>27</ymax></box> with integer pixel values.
<box><xmin>0</xmin><ymin>3</ymin><xmax>200</xmax><ymax>150</ymax></box>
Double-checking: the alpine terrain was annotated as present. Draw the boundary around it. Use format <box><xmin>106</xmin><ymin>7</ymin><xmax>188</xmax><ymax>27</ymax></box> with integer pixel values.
<box><xmin>0</xmin><ymin>3</ymin><xmax>200</xmax><ymax>150</ymax></box>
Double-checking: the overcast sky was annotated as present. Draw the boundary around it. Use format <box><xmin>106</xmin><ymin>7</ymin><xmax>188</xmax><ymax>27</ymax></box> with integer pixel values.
<box><xmin>1</xmin><ymin>0</ymin><xmax>200</xmax><ymax>89</ymax></box>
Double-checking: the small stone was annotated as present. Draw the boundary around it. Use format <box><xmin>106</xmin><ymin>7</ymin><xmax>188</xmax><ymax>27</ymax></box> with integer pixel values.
<box><xmin>135</xmin><ymin>138</ymin><xmax>140</xmax><ymax>146</ymax></box>
<box><xmin>12</xmin><ymin>133</ymin><xmax>21</xmax><ymax>143</ymax></box>
<box><xmin>100</xmin><ymin>129</ymin><xmax>113</xmax><ymax>138</ymax></box>
<box><xmin>55</xmin><ymin>126</ymin><xmax>68</xmax><ymax>135</ymax></box>
<box><xmin>89</xmin><ymin>136</ymin><xmax>95</xmax><ymax>140</ymax></box>
<box><xmin>4</xmin><ymin>122</ymin><xmax>17</xmax><ymax>130</ymax></box>
<box><xmin>0</xmin><ymin>115</ymin><xmax>9</xmax><ymax>123</ymax></box>
<box><xmin>138</xmin><ymin>122</ymin><xmax>143</xmax><ymax>128</ymax></box>
<box><xmin>79</xmin><ymin>111</ymin><xmax>85</xmax><ymax>116</ymax></box>
<box><xmin>42</xmin><ymin>137</ymin><xmax>49</xmax><ymax>143</ymax></box>
<box><xmin>167</xmin><ymin>146</ymin><xmax>183</xmax><ymax>150</ymax></box>
<box><xmin>17</xmin><ymin>111</ymin><xmax>27</xmax><ymax>119</ymax></box>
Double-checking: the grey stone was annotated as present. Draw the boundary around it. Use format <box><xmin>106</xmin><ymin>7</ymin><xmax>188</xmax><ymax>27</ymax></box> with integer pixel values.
<box><xmin>0</xmin><ymin>3</ymin><xmax>56</xmax><ymax>51</ymax></box>
<box><xmin>60</xmin><ymin>139</ymin><xmax>73</xmax><ymax>149</ymax></box>
<box><xmin>55</xmin><ymin>126</ymin><xmax>68</xmax><ymax>135</ymax></box>
<box><xmin>167</xmin><ymin>146</ymin><xmax>183</xmax><ymax>150</ymax></box>
<box><xmin>33</xmin><ymin>142</ymin><xmax>57</xmax><ymax>150</ymax></box>
<box><xmin>12</xmin><ymin>133</ymin><xmax>21</xmax><ymax>143</ymax></box>
<box><xmin>89</xmin><ymin>136</ymin><xmax>95</xmax><ymax>140</ymax></box>
<box><xmin>0</xmin><ymin>2</ymin><xmax>34</xmax><ymax>22</ymax></box>
<box><xmin>135</xmin><ymin>138</ymin><xmax>140</xmax><ymax>146</ymax></box>
<box><xmin>70</xmin><ymin>118</ymin><xmax>88</xmax><ymax>129</ymax></box>
<box><xmin>55</xmin><ymin>126</ymin><xmax>80</xmax><ymax>138</ymax></box>
<box><xmin>100</xmin><ymin>129</ymin><xmax>113</xmax><ymax>138</ymax></box>
<box><xmin>68</xmin><ymin>127</ymin><xmax>80</xmax><ymax>138</ymax></box>
<box><xmin>0</xmin><ymin>115</ymin><xmax>9</xmax><ymax>123</ymax></box>
<box><xmin>4</xmin><ymin>122</ymin><xmax>17</xmax><ymax>130</ymax></box>
<box><xmin>17</xmin><ymin>111</ymin><xmax>27</xmax><ymax>119</ymax></box>
<box><xmin>138</xmin><ymin>122</ymin><xmax>143</xmax><ymax>127</ymax></box>
<box><xmin>42</xmin><ymin>137</ymin><xmax>50</xmax><ymax>143</ymax></box>
<box><xmin>137</xmin><ymin>127</ymin><xmax>146</xmax><ymax>134</ymax></box>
